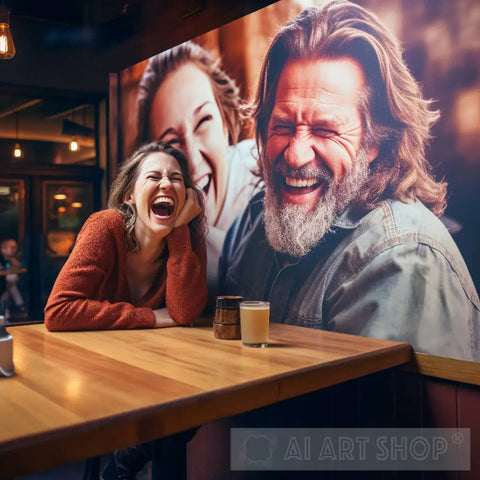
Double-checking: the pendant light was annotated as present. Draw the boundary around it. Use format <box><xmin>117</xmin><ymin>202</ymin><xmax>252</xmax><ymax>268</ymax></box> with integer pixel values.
<box><xmin>69</xmin><ymin>137</ymin><xmax>79</xmax><ymax>151</ymax></box>
<box><xmin>12</xmin><ymin>113</ymin><xmax>23</xmax><ymax>159</ymax></box>
<box><xmin>69</xmin><ymin>108</ymin><xmax>80</xmax><ymax>152</ymax></box>
<box><xmin>0</xmin><ymin>3</ymin><xmax>15</xmax><ymax>60</ymax></box>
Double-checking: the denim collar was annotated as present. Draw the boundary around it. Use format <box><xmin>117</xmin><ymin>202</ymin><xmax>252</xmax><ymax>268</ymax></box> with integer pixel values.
<box><xmin>332</xmin><ymin>201</ymin><xmax>371</xmax><ymax>230</ymax></box>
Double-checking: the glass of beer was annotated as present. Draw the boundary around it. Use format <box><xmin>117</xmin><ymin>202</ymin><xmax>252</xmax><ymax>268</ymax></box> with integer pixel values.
<box><xmin>239</xmin><ymin>301</ymin><xmax>270</xmax><ymax>348</ymax></box>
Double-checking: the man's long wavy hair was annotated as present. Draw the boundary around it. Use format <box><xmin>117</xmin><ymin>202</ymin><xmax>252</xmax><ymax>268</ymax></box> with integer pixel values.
<box><xmin>254</xmin><ymin>0</ymin><xmax>447</xmax><ymax>216</ymax></box>
<box><xmin>108</xmin><ymin>141</ymin><xmax>206</xmax><ymax>252</ymax></box>
<box><xmin>137</xmin><ymin>40</ymin><xmax>242</xmax><ymax>148</ymax></box>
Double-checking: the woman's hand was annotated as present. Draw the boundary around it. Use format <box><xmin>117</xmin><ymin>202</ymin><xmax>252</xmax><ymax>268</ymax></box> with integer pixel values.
<box><xmin>174</xmin><ymin>188</ymin><xmax>202</xmax><ymax>228</ymax></box>
<box><xmin>153</xmin><ymin>308</ymin><xmax>179</xmax><ymax>328</ymax></box>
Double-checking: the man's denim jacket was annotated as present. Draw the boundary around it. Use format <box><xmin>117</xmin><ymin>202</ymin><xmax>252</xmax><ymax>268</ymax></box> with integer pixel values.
<box><xmin>219</xmin><ymin>192</ymin><xmax>480</xmax><ymax>361</ymax></box>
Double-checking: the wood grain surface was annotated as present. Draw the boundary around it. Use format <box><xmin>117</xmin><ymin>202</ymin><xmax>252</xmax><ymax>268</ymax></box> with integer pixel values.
<box><xmin>0</xmin><ymin>323</ymin><xmax>412</xmax><ymax>477</ymax></box>
<box><xmin>404</xmin><ymin>352</ymin><xmax>480</xmax><ymax>386</ymax></box>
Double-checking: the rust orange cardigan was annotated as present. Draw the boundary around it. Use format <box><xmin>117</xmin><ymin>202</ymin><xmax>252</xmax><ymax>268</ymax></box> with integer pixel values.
<box><xmin>44</xmin><ymin>209</ymin><xmax>207</xmax><ymax>331</ymax></box>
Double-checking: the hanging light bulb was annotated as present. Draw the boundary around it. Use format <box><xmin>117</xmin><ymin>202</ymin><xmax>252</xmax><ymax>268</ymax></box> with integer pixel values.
<box><xmin>12</xmin><ymin>113</ymin><xmax>23</xmax><ymax>159</ymax></box>
<box><xmin>12</xmin><ymin>143</ymin><xmax>23</xmax><ymax>158</ymax></box>
<box><xmin>0</xmin><ymin>5</ymin><xmax>15</xmax><ymax>60</ymax></box>
<box><xmin>68</xmin><ymin>108</ymin><xmax>80</xmax><ymax>152</ymax></box>
<box><xmin>69</xmin><ymin>137</ymin><xmax>79</xmax><ymax>152</ymax></box>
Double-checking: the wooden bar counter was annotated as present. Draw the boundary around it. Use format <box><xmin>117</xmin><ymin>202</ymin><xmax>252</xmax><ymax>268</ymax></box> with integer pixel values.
<box><xmin>0</xmin><ymin>323</ymin><xmax>412</xmax><ymax>478</ymax></box>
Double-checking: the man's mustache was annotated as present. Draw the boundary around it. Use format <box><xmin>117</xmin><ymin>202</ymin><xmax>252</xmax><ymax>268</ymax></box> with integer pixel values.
<box><xmin>272</xmin><ymin>157</ymin><xmax>333</xmax><ymax>182</ymax></box>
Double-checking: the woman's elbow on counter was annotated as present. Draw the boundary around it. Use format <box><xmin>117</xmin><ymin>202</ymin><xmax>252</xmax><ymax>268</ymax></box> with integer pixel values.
<box><xmin>44</xmin><ymin>303</ymin><xmax>68</xmax><ymax>332</ymax></box>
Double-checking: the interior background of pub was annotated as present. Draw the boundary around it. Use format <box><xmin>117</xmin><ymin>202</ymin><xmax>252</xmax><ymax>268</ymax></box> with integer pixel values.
<box><xmin>0</xmin><ymin>96</ymin><xmax>105</xmax><ymax>322</ymax></box>
<box><xmin>116</xmin><ymin>0</ymin><xmax>480</xmax><ymax>294</ymax></box>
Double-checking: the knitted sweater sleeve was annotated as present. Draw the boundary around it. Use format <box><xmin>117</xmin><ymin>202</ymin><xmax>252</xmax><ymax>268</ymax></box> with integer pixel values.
<box><xmin>44</xmin><ymin>211</ymin><xmax>155</xmax><ymax>331</ymax></box>
<box><xmin>165</xmin><ymin>224</ymin><xmax>207</xmax><ymax>325</ymax></box>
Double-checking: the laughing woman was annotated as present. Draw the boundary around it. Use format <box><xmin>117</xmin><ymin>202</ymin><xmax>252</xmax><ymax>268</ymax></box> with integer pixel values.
<box><xmin>137</xmin><ymin>41</ymin><xmax>260</xmax><ymax>300</ymax></box>
<box><xmin>44</xmin><ymin>141</ymin><xmax>207</xmax><ymax>331</ymax></box>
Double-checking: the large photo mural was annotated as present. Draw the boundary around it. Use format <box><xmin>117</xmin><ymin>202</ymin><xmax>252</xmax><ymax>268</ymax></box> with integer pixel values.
<box><xmin>113</xmin><ymin>0</ymin><xmax>480</xmax><ymax>361</ymax></box>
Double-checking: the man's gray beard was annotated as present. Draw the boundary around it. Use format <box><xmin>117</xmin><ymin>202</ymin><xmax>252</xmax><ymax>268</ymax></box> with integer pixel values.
<box><xmin>263</xmin><ymin>149</ymin><xmax>370</xmax><ymax>258</ymax></box>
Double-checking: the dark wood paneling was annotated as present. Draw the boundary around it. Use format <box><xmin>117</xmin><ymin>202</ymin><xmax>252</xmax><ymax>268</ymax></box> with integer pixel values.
<box><xmin>357</xmin><ymin>369</ymin><xmax>396</xmax><ymax>428</ymax></box>
<box><xmin>187</xmin><ymin>365</ymin><xmax>480</xmax><ymax>480</ymax></box>
<box><xmin>457</xmin><ymin>384</ymin><xmax>480</xmax><ymax>480</ymax></box>
<box><xmin>420</xmin><ymin>378</ymin><xmax>459</xmax><ymax>480</ymax></box>
<box><xmin>423</xmin><ymin>378</ymin><xmax>458</xmax><ymax>428</ymax></box>
<box><xmin>395</xmin><ymin>370</ymin><xmax>424</xmax><ymax>428</ymax></box>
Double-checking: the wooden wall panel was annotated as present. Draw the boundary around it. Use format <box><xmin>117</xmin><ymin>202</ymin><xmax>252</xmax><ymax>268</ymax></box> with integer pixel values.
<box><xmin>187</xmin><ymin>370</ymin><xmax>480</xmax><ymax>480</ymax></box>
<box><xmin>457</xmin><ymin>384</ymin><xmax>480</xmax><ymax>480</ymax></box>
<box><xmin>422</xmin><ymin>378</ymin><xmax>459</xmax><ymax>480</ymax></box>
<box><xmin>357</xmin><ymin>370</ymin><xmax>396</xmax><ymax>428</ymax></box>
<box><xmin>422</xmin><ymin>378</ymin><xmax>458</xmax><ymax>429</ymax></box>
<box><xmin>395</xmin><ymin>370</ymin><xmax>424</xmax><ymax>428</ymax></box>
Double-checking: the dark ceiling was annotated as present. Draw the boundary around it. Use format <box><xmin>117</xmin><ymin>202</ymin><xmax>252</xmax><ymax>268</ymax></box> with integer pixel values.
<box><xmin>11</xmin><ymin>0</ymin><xmax>89</xmax><ymax>25</ymax></box>
<box><xmin>8</xmin><ymin>0</ymin><xmax>156</xmax><ymax>53</ymax></box>
<box><xmin>10</xmin><ymin>0</ymin><xmax>140</xmax><ymax>26</ymax></box>
<box><xmin>1</xmin><ymin>0</ymin><xmax>145</xmax><ymax>145</ymax></box>
<box><xmin>4</xmin><ymin>0</ymin><xmax>274</xmax><ymax>86</ymax></box>
<box><xmin>11</xmin><ymin>0</ymin><xmax>207</xmax><ymax>26</ymax></box>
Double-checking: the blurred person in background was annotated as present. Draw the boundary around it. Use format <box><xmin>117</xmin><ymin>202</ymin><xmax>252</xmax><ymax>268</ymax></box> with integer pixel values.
<box><xmin>0</xmin><ymin>238</ymin><xmax>26</xmax><ymax>320</ymax></box>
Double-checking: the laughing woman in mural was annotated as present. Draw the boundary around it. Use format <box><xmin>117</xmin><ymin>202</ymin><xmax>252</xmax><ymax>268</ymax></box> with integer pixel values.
<box><xmin>44</xmin><ymin>141</ymin><xmax>207</xmax><ymax>331</ymax></box>
<box><xmin>136</xmin><ymin>40</ymin><xmax>259</xmax><ymax>299</ymax></box>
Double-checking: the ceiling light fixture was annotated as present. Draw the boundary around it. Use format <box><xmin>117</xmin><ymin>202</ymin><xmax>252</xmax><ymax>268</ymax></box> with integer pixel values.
<box><xmin>68</xmin><ymin>108</ymin><xmax>80</xmax><ymax>152</ymax></box>
<box><xmin>12</xmin><ymin>143</ymin><xmax>22</xmax><ymax>158</ymax></box>
<box><xmin>69</xmin><ymin>137</ymin><xmax>79</xmax><ymax>152</ymax></box>
<box><xmin>12</xmin><ymin>113</ymin><xmax>23</xmax><ymax>159</ymax></box>
<box><xmin>0</xmin><ymin>4</ymin><xmax>15</xmax><ymax>60</ymax></box>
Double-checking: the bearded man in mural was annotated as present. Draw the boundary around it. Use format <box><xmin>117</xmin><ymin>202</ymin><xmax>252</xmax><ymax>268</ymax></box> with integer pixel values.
<box><xmin>219</xmin><ymin>0</ymin><xmax>480</xmax><ymax>361</ymax></box>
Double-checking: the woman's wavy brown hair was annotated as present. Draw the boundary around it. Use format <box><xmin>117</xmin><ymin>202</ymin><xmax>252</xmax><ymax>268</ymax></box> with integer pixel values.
<box><xmin>108</xmin><ymin>141</ymin><xmax>206</xmax><ymax>252</ymax></box>
<box><xmin>136</xmin><ymin>40</ymin><xmax>243</xmax><ymax>147</ymax></box>
<box><xmin>254</xmin><ymin>0</ymin><xmax>447</xmax><ymax>216</ymax></box>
